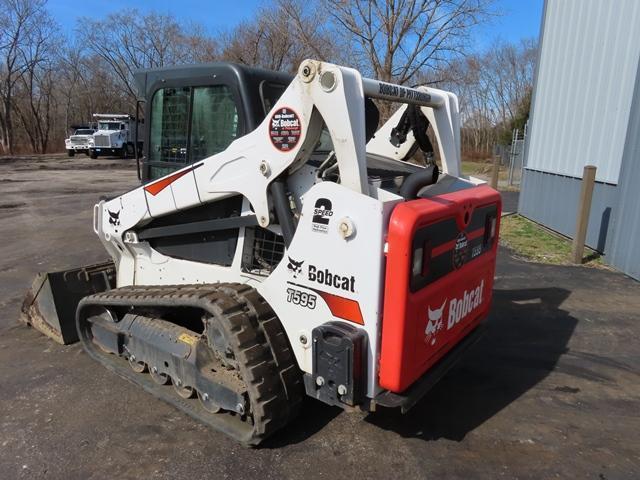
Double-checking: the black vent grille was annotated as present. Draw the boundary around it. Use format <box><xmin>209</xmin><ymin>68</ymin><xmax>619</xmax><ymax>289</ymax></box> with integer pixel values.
<box><xmin>242</xmin><ymin>227</ymin><xmax>285</xmax><ymax>276</ymax></box>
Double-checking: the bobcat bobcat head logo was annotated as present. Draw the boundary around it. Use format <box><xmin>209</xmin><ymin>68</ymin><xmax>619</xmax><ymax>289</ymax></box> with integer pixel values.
<box><xmin>425</xmin><ymin>299</ymin><xmax>447</xmax><ymax>345</ymax></box>
<box><xmin>108</xmin><ymin>209</ymin><xmax>120</xmax><ymax>227</ymax></box>
<box><xmin>287</xmin><ymin>257</ymin><xmax>304</xmax><ymax>278</ymax></box>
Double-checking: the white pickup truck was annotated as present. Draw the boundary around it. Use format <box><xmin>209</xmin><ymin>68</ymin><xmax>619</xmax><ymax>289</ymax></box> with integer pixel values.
<box><xmin>64</xmin><ymin>128</ymin><xmax>96</xmax><ymax>156</ymax></box>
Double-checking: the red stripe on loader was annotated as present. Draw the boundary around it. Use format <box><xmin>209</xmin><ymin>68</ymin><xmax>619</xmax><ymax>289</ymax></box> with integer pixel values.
<box><xmin>314</xmin><ymin>290</ymin><xmax>364</xmax><ymax>325</ymax></box>
<box><xmin>144</xmin><ymin>163</ymin><xmax>203</xmax><ymax>196</ymax></box>
<box><xmin>431</xmin><ymin>227</ymin><xmax>485</xmax><ymax>257</ymax></box>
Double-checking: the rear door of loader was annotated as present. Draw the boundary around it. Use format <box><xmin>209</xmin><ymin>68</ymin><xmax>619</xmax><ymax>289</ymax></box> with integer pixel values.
<box><xmin>379</xmin><ymin>184</ymin><xmax>501</xmax><ymax>393</ymax></box>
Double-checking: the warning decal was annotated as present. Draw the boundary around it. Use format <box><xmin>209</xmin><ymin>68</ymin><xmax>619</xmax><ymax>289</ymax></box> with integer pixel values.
<box><xmin>178</xmin><ymin>332</ymin><xmax>198</xmax><ymax>346</ymax></box>
<box><xmin>269</xmin><ymin>107</ymin><xmax>301</xmax><ymax>152</ymax></box>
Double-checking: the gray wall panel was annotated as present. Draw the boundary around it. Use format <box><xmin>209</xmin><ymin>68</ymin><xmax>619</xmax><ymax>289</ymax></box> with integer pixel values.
<box><xmin>520</xmin><ymin>0</ymin><xmax>640</xmax><ymax>279</ymax></box>
<box><xmin>518</xmin><ymin>169</ymin><xmax>619</xmax><ymax>253</ymax></box>
<box><xmin>607</xmin><ymin>58</ymin><xmax>640</xmax><ymax>280</ymax></box>
<box><xmin>524</xmin><ymin>0</ymin><xmax>640</xmax><ymax>184</ymax></box>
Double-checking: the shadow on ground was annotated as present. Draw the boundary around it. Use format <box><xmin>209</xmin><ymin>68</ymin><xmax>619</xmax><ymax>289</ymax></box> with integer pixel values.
<box><xmin>264</xmin><ymin>398</ymin><xmax>343</xmax><ymax>448</ymax></box>
<box><xmin>366</xmin><ymin>286</ymin><xmax>575</xmax><ymax>441</ymax></box>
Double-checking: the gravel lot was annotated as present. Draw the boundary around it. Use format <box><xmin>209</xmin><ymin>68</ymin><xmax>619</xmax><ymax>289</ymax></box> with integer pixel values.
<box><xmin>0</xmin><ymin>154</ymin><xmax>639</xmax><ymax>479</ymax></box>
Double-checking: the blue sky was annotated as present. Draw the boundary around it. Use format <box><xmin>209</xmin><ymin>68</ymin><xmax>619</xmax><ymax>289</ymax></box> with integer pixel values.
<box><xmin>475</xmin><ymin>0</ymin><xmax>544</xmax><ymax>48</ymax></box>
<box><xmin>48</xmin><ymin>0</ymin><xmax>544</xmax><ymax>50</ymax></box>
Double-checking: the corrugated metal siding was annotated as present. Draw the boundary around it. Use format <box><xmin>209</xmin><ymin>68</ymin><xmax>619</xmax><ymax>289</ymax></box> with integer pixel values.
<box><xmin>518</xmin><ymin>169</ymin><xmax>619</xmax><ymax>252</ymax></box>
<box><xmin>525</xmin><ymin>0</ymin><xmax>640</xmax><ymax>184</ymax></box>
<box><xmin>606</xmin><ymin>58</ymin><xmax>640</xmax><ymax>280</ymax></box>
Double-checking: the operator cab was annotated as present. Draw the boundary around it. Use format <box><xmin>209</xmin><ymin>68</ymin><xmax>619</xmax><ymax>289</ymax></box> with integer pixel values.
<box><xmin>134</xmin><ymin>63</ymin><xmax>293</xmax><ymax>182</ymax></box>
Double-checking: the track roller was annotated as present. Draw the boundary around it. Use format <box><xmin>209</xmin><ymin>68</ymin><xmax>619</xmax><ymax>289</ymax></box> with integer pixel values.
<box><xmin>150</xmin><ymin>366</ymin><xmax>170</xmax><ymax>385</ymax></box>
<box><xmin>128</xmin><ymin>355</ymin><xmax>147</xmax><ymax>373</ymax></box>
<box><xmin>172</xmin><ymin>379</ymin><xmax>195</xmax><ymax>399</ymax></box>
<box><xmin>76</xmin><ymin>283</ymin><xmax>303</xmax><ymax>445</ymax></box>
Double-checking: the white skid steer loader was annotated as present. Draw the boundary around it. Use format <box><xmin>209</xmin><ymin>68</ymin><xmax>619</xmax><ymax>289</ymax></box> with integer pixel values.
<box><xmin>21</xmin><ymin>59</ymin><xmax>501</xmax><ymax>445</ymax></box>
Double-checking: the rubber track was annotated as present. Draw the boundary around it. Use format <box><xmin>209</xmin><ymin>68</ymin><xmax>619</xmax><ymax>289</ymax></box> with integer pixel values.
<box><xmin>76</xmin><ymin>283</ymin><xmax>300</xmax><ymax>445</ymax></box>
<box><xmin>217</xmin><ymin>284</ymin><xmax>304</xmax><ymax>420</ymax></box>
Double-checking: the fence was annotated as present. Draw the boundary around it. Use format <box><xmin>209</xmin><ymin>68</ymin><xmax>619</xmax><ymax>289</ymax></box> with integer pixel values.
<box><xmin>507</xmin><ymin>122</ymin><xmax>528</xmax><ymax>187</ymax></box>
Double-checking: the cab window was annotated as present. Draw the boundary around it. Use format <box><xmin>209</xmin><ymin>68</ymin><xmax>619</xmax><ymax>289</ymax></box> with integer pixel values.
<box><xmin>190</xmin><ymin>86</ymin><xmax>238</xmax><ymax>162</ymax></box>
<box><xmin>149</xmin><ymin>87</ymin><xmax>190</xmax><ymax>167</ymax></box>
<box><xmin>260</xmin><ymin>82</ymin><xmax>286</xmax><ymax>115</ymax></box>
<box><xmin>147</xmin><ymin>85</ymin><xmax>239</xmax><ymax>180</ymax></box>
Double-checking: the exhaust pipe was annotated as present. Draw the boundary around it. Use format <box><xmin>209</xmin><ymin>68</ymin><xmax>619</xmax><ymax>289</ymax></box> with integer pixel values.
<box><xmin>399</xmin><ymin>164</ymin><xmax>439</xmax><ymax>200</ymax></box>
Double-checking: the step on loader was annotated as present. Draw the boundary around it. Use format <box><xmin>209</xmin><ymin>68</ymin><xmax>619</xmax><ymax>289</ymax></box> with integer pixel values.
<box><xmin>22</xmin><ymin>59</ymin><xmax>501</xmax><ymax>445</ymax></box>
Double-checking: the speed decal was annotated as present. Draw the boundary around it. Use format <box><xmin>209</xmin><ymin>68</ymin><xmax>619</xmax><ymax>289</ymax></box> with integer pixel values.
<box><xmin>269</xmin><ymin>107</ymin><xmax>301</xmax><ymax>152</ymax></box>
<box><xmin>311</xmin><ymin>198</ymin><xmax>333</xmax><ymax>234</ymax></box>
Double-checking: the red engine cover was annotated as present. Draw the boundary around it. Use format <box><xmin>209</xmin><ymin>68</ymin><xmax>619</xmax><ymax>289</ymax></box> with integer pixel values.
<box><xmin>379</xmin><ymin>184</ymin><xmax>501</xmax><ymax>393</ymax></box>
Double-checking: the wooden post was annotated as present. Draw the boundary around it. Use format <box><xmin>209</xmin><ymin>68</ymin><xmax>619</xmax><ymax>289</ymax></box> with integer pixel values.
<box><xmin>490</xmin><ymin>154</ymin><xmax>500</xmax><ymax>189</ymax></box>
<box><xmin>572</xmin><ymin>165</ymin><xmax>597</xmax><ymax>264</ymax></box>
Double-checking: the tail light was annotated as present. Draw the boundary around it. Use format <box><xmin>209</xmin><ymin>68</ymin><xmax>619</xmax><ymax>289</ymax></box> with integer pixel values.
<box><xmin>483</xmin><ymin>214</ymin><xmax>497</xmax><ymax>247</ymax></box>
<box><xmin>412</xmin><ymin>240</ymin><xmax>432</xmax><ymax>279</ymax></box>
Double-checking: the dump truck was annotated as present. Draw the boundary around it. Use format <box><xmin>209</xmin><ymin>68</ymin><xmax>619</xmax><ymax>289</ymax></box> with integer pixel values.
<box><xmin>21</xmin><ymin>59</ymin><xmax>501</xmax><ymax>445</ymax></box>
<box><xmin>89</xmin><ymin>113</ymin><xmax>142</xmax><ymax>159</ymax></box>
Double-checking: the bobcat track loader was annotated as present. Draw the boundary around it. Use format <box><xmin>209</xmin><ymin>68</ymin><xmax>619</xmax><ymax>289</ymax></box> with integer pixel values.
<box><xmin>22</xmin><ymin>59</ymin><xmax>501</xmax><ymax>445</ymax></box>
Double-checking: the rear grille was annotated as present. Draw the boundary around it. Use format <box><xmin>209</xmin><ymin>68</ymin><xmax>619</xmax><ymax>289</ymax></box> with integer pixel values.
<box><xmin>94</xmin><ymin>134</ymin><xmax>110</xmax><ymax>147</ymax></box>
<box><xmin>241</xmin><ymin>227</ymin><xmax>285</xmax><ymax>276</ymax></box>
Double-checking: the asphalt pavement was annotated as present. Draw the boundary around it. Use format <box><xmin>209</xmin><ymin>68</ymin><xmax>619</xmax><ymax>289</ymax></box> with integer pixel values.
<box><xmin>0</xmin><ymin>155</ymin><xmax>638</xmax><ymax>479</ymax></box>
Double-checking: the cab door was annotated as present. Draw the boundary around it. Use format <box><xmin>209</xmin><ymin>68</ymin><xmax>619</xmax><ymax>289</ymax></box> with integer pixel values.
<box><xmin>144</xmin><ymin>84</ymin><xmax>242</xmax><ymax>181</ymax></box>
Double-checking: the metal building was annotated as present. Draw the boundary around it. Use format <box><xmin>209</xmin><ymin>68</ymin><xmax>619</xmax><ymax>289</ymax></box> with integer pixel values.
<box><xmin>519</xmin><ymin>0</ymin><xmax>640</xmax><ymax>280</ymax></box>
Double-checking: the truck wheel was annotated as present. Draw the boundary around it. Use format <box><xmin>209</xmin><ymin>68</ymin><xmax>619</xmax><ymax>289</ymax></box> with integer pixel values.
<box><xmin>67</xmin><ymin>150</ymin><xmax>75</xmax><ymax>157</ymax></box>
<box><xmin>90</xmin><ymin>150</ymin><xmax>98</xmax><ymax>159</ymax></box>
<box><xmin>120</xmin><ymin>146</ymin><xmax>128</xmax><ymax>159</ymax></box>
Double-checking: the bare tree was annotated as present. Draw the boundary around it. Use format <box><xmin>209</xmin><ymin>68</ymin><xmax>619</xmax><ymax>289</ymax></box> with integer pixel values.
<box><xmin>436</xmin><ymin>38</ymin><xmax>537</xmax><ymax>157</ymax></box>
<box><xmin>0</xmin><ymin>0</ymin><xmax>534</xmax><ymax>157</ymax></box>
<box><xmin>0</xmin><ymin>0</ymin><xmax>50</xmax><ymax>153</ymax></box>
<box><xmin>77</xmin><ymin>10</ymin><xmax>219</xmax><ymax>103</ymax></box>
<box><xmin>483</xmin><ymin>38</ymin><xmax>536</xmax><ymax>125</ymax></box>
<box><xmin>12</xmin><ymin>9</ymin><xmax>60</xmax><ymax>152</ymax></box>
<box><xmin>326</xmin><ymin>0</ymin><xmax>494</xmax><ymax>85</ymax></box>
<box><xmin>222</xmin><ymin>0</ymin><xmax>337</xmax><ymax>73</ymax></box>
<box><xmin>57</xmin><ymin>46</ymin><xmax>85</xmax><ymax>130</ymax></box>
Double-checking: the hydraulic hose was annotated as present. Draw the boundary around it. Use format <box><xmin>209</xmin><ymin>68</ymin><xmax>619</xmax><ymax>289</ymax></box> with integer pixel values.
<box><xmin>269</xmin><ymin>178</ymin><xmax>296</xmax><ymax>247</ymax></box>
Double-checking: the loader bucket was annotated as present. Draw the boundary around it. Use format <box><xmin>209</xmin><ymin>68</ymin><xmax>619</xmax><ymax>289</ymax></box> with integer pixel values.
<box><xmin>20</xmin><ymin>261</ymin><xmax>116</xmax><ymax>345</ymax></box>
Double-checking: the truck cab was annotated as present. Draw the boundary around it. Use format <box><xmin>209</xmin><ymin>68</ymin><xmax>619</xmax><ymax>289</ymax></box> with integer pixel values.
<box><xmin>65</xmin><ymin>127</ymin><xmax>96</xmax><ymax>156</ymax></box>
<box><xmin>89</xmin><ymin>114</ymin><xmax>141</xmax><ymax>159</ymax></box>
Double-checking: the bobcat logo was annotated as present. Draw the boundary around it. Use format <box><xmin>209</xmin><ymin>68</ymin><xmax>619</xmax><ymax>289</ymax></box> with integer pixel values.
<box><xmin>287</xmin><ymin>257</ymin><xmax>304</xmax><ymax>278</ymax></box>
<box><xmin>425</xmin><ymin>299</ymin><xmax>446</xmax><ymax>345</ymax></box>
<box><xmin>108</xmin><ymin>209</ymin><xmax>120</xmax><ymax>227</ymax></box>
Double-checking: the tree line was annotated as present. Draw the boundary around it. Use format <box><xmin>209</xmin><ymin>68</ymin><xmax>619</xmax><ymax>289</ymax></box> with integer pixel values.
<box><xmin>0</xmin><ymin>0</ymin><xmax>536</xmax><ymax>157</ymax></box>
